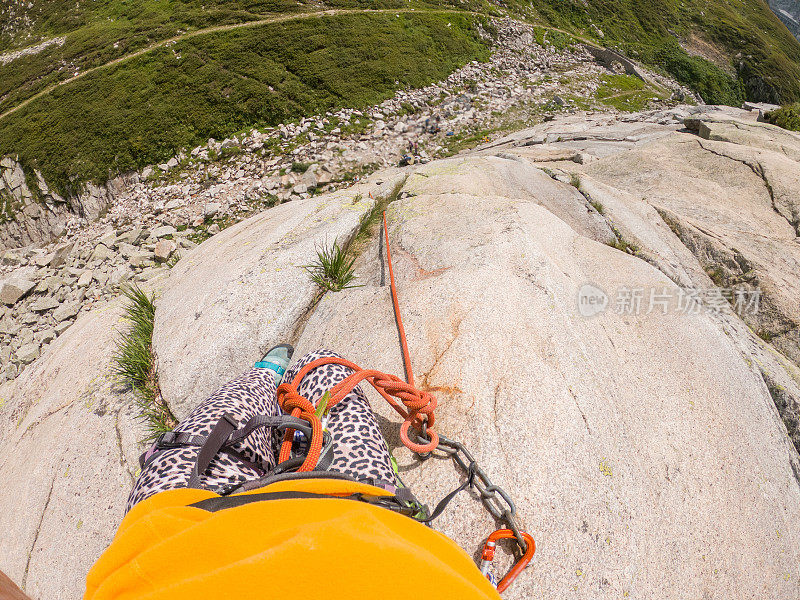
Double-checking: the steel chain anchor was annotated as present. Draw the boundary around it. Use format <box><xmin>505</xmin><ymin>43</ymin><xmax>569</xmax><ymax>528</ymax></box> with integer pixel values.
<box><xmin>413</xmin><ymin>429</ymin><xmax>535</xmax><ymax>591</ymax></box>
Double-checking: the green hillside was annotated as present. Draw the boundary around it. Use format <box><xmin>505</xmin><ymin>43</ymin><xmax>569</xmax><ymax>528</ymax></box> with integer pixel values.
<box><xmin>1</xmin><ymin>0</ymin><xmax>800</xmax><ymax>194</ymax></box>
<box><xmin>522</xmin><ymin>0</ymin><xmax>800</xmax><ymax>104</ymax></box>
<box><xmin>0</xmin><ymin>11</ymin><xmax>489</xmax><ymax>195</ymax></box>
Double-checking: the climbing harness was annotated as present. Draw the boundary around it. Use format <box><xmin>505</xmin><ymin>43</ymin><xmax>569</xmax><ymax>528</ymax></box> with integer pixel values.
<box><xmin>141</xmin><ymin>210</ymin><xmax>535</xmax><ymax>593</ymax></box>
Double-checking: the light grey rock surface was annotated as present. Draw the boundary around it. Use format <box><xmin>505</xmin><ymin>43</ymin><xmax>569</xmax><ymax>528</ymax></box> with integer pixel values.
<box><xmin>0</xmin><ymin>300</ymin><xmax>146</xmax><ymax>599</ymax></box>
<box><xmin>153</xmin><ymin>174</ymin><xmax>406</xmax><ymax>419</ymax></box>
<box><xmin>3</xmin><ymin>106</ymin><xmax>800</xmax><ymax>600</ymax></box>
<box><xmin>293</xmin><ymin>156</ymin><xmax>800</xmax><ymax>599</ymax></box>
<box><xmin>580</xmin><ymin>118</ymin><xmax>800</xmax><ymax>367</ymax></box>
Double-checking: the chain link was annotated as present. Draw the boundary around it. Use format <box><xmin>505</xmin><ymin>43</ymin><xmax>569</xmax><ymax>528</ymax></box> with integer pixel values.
<box><xmin>415</xmin><ymin>431</ymin><xmax>529</xmax><ymax>555</ymax></box>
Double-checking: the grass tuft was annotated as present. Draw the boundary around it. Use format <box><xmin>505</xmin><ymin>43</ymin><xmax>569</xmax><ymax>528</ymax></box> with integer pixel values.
<box><xmin>305</xmin><ymin>241</ymin><xmax>360</xmax><ymax>292</ymax></box>
<box><xmin>113</xmin><ymin>285</ymin><xmax>176</xmax><ymax>440</ymax></box>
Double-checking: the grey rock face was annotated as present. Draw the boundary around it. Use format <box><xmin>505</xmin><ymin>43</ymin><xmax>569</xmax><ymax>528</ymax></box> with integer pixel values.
<box><xmin>767</xmin><ymin>0</ymin><xmax>800</xmax><ymax>40</ymax></box>
<box><xmin>292</xmin><ymin>155</ymin><xmax>800</xmax><ymax>599</ymax></box>
<box><xmin>0</xmin><ymin>302</ymin><xmax>146</xmax><ymax>599</ymax></box>
<box><xmin>3</xmin><ymin>106</ymin><xmax>800</xmax><ymax>600</ymax></box>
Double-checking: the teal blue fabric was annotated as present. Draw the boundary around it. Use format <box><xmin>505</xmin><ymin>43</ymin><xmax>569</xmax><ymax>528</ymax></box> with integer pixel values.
<box><xmin>253</xmin><ymin>360</ymin><xmax>286</xmax><ymax>375</ymax></box>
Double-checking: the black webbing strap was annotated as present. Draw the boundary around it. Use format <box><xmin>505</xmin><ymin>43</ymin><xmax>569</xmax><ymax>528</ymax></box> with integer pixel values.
<box><xmin>138</xmin><ymin>414</ymin><xmax>317</xmax><ymax>471</ymax></box>
<box><xmin>188</xmin><ymin>490</ymin><xmax>418</xmax><ymax>516</ymax></box>
<box><xmin>415</xmin><ymin>461</ymin><xmax>476</xmax><ymax>524</ymax></box>
<box><xmin>187</xmin><ymin>413</ymin><xmax>239</xmax><ymax>488</ymax></box>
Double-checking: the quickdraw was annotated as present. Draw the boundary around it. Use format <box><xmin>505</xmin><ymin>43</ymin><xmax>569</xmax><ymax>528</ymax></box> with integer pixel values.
<box><xmin>273</xmin><ymin>209</ymin><xmax>536</xmax><ymax>593</ymax></box>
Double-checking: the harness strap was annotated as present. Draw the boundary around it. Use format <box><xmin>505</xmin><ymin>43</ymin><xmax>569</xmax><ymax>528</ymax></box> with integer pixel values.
<box><xmin>417</xmin><ymin>461</ymin><xmax>476</xmax><ymax>524</ymax></box>
<box><xmin>187</xmin><ymin>413</ymin><xmax>239</xmax><ymax>488</ymax></box>
<box><xmin>187</xmin><ymin>490</ymin><xmax>421</xmax><ymax>517</ymax></box>
<box><xmin>139</xmin><ymin>413</ymin><xmax>336</xmax><ymax>489</ymax></box>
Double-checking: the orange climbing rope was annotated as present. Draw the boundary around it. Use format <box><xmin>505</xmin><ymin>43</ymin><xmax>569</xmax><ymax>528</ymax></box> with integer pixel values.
<box><xmin>275</xmin><ymin>210</ymin><xmax>535</xmax><ymax>594</ymax></box>
<box><xmin>276</xmin><ymin>211</ymin><xmax>438</xmax><ymax>471</ymax></box>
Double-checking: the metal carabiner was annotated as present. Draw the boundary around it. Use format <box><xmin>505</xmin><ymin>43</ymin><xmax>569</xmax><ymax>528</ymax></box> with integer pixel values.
<box><xmin>478</xmin><ymin>529</ymin><xmax>536</xmax><ymax>593</ymax></box>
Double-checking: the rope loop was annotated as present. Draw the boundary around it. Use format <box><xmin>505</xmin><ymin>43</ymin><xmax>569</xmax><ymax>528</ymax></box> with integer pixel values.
<box><xmin>275</xmin><ymin>357</ymin><xmax>438</xmax><ymax>469</ymax></box>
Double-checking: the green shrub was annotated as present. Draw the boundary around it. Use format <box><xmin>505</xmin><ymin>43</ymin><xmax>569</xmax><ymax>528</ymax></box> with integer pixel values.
<box><xmin>765</xmin><ymin>103</ymin><xmax>800</xmax><ymax>131</ymax></box>
<box><xmin>651</xmin><ymin>42</ymin><xmax>743</xmax><ymax>106</ymax></box>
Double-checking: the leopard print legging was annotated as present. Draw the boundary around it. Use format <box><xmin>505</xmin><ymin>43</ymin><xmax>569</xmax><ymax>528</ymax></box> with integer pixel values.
<box><xmin>127</xmin><ymin>349</ymin><xmax>397</xmax><ymax>512</ymax></box>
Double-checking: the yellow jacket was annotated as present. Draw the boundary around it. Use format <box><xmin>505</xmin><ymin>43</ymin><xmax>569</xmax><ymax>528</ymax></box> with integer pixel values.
<box><xmin>85</xmin><ymin>478</ymin><xmax>501</xmax><ymax>600</ymax></box>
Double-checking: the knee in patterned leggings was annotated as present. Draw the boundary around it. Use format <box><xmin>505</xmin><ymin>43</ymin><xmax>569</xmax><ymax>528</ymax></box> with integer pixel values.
<box><xmin>283</xmin><ymin>349</ymin><xmax>397</xmax><ymax>486</ymax></box>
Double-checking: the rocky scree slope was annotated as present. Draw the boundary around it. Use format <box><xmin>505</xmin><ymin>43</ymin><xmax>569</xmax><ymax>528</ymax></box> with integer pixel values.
<box><xmin>1</xmin><ymin>105</ymin><xmax>799</xmax><ymax>599</ymax></box>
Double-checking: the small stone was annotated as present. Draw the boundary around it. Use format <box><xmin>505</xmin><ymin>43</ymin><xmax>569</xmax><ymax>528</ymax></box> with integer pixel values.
<box><xmin>154</xmin><ymin>240</ymin><xmax>177</xmax><ymax>263</ymax></box>
<box><xmin>50</xmin><ymin>242</ymin><xmax>74</xmax><ymax>268</ymax></box>
<box><xmin>114</xmin><ymin>228</ymin><xmax>144</xmax><ymax>247</ymax></box>
<box><xmin>5</xmin><ymin>363</ymin><xmax>18</xmax><ymax>380</ymax></box>
<box><xmin>128</xmin><ymin>251</ymin><xmax>154</xmax><ymax>268</ymax></box>
<box><xmin>30</xmin><ymin>296</ymin><xmax>60</xmax><ymax>312</ymax></box>
<box><xmin>94</xmin><ymin>271</ymin><xmax>110</xmax><ymax>287</ymax></box>
<box><xmin>109</xmin><ymin>266</ymin><xmax>131</xmax><ymax>287</ymax></box>
<box><xmin>0</xmin><ymin>318</ymin><xmax>21</xmax><ymax>336</ymax></box>
<box><xmin>89</xmin><ymin>244</ymin><xmax>111</xmax><ymax>263</ymax></box>
<box><xmin>141</xmin><ymin>166</ymin><xmax>154</xmax><ymax>179</ymax></box>
<box><xmin>16</xmin><ymin>342</ymin><xmax>40</xmax><ymax>365</ymax></box>
<box><xmin>1</xmin><ymin>250</ymin><xmax>23</xmax><ymax>266</ymax></box>
<box><xmin>208</xmin><ymin>224</ymin><xmax>221</xmax><ymax>235</ymax></box>
<box><xmin>292</xmin><ymin>183</ymin><xmax>308</xmax><ymax>195</ymax></box>
<box><xmin>20</xmin><ymin>312</ymin><xmax>38</xmax><ymax>325</ymax></box>
<box><xmin>34</xmin><ymin>253</ymin><xmax>55</xmax><ymax>267</ymax></box>
<box><xmin>0</xmin><ymin>279</ymin><xmax>36</xmax><ymax>305</ymax></box>
<box><xmin>151</xmin><ymin>225</ymin><xmax>177</xmax><ymax>239</ymax></box>
<box><xmin>53</xmin><ymin>303</ymin><xmax>79</xmax><ymax>322</ymax></box>
<box><xmin>164</xmin><ymin>199</ymin><xmax>184</xmax><ymax>211</ymax></box>
<box><xmin>204</xmin><ymin>202</ymin><xmax>221</xmax><ymax>218</ymax></box>
<box><xmin>117</xmin><ymin>243</ymin><xmax>139</xmax><ymax>258</ymax></box>
<box><xmin>99</xmin><ymin>230</ymin><xmax>117</xmax><ymax>247</ymax></box>
<box><xmin>77</xmin><ymin>271</ymin><xmax>94</xmax><ymax>287</ymax></box>
<box><xmin>54</xmin><ymin>321</ymin><xmax>72</xmax><ymax>335</ymax></box>
<box><xmin>35</xmin><ymin>329</ymin><xmax>56</xmax><ymax>344</ymax></box>
<box><xmin>43</xmin><ymin>276</ymin><xmax>64</xmax><ymax>294</ymax></box>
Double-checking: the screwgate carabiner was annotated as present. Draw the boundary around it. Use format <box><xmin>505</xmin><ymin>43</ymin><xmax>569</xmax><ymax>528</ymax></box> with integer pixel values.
<box><xmin>479</xmin><ymin>529</ymin><xmax>536</xmax><ymax>593</ymax></box>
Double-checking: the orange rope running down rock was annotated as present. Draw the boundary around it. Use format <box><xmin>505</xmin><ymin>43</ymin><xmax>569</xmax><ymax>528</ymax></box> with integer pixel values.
<box><xmin>276</xmin><ymin>211</ymin><xmax>439</xmax><ymax>470</ymax></box>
